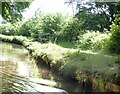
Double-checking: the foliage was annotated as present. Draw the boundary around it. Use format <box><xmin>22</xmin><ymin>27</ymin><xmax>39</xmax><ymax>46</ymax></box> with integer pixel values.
<box><xmin>40</xmin><ymin>13</ymin><xmax>65</xmax><ymax>41</ymax></box>
<box><xmin>18</xmin><ymin>13</ymin><xmax>65</xmax><ymax>41</ymax></box>
<box><xmin>17</xmin><ymin>11</ymin><xmax>43</xmax><ymax>38</ymax></box>
<box><xmin>0</xmin><ymin>1</ymin><xmax>119</xmax><ymax>53</ymax></box>
<box><xmin>56</xmin><ymin>40</ymin><xmax>77</xmax><ymax>49</ymax></box>
<box><xmin>0</xmin><ymin>1</ymin><xmax>120</xmax><ymax>91</ymax></box>
<box><xmin>0</xmin><ymin>24</ymin><xmax>16</xmax><ymax>35</ymax></box>
<box><xmin>17</xmin><ymin>20</ymin><xmax>33</xmax><ymax>36</ymax></box>
<box><xmin>103</xmin><ymin>2</ymin><xmax>120</xmax><ymax>22</ymax></box>
<box><xmin>78</xmin><ymin>31</ymin><xmax>110</xmax><ymax>51</ymax></box>
<box><xmin>0</xmin><ymin>34</ymin><xmax>119</xmax><ymax>87</ymax></box>
<box><xmin>60</xmin><ymin>52</ymin><xmax>89</xmax><ymax>79</ymax></box>
<box><xmin>0</xmin><ymin>34</ymin><xmax>14</xmax><ymax>42</ymax></box>
<box><xmin>76</xmin><ymin>11</ymin><xmax>110</xmax><ymax>32</ymax></box>
<box><xmin>75</xmin><ymin>54</ymin><xmax>118</xmax><ymax>84</ymax></box>
<box><xmin>1</xmin><ymin>1</ymin><xmax>31</xmax><ymax>23</ymax></box>
<box><xmin>24</xmin><ymin>39</ymin><xmax>118</xmax><ymax>84</ymax></box>
<box><xmin>65</xmin><ymin>1</ymin><xmax>120</xmax><ymax>31</ymax></box>
<box><xmin>107</xmin><ymin>14</ymin><xmax>120</xmax><ymax>54</ymax></box>
<box><xmin>61</xmin><ymin>18</ymin><xmax>83</xmax><ymax>41</ymax></box>
<box><xmin>0</xmin><ymin>34</ymin><xmax>29</xmax><ymax>44</ymax></box>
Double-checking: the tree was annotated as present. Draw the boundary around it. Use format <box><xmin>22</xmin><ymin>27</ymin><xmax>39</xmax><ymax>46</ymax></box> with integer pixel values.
<box><xmin>61</xmin><ymin>17</ymin><xmax>82</xmax><ymax>41</ymax></box>
<box><xmin>95</xmin><ymin>2</ymin><xmax>120</xmax><ymax>23</ymax></box>
<box><xmin>107</xmin><ymin>14</ymin><xmax>120</xmax><ymax>54</ymax></box>
<box><xmin>65</xmin><ymin>0</ymin><xmax>120</xmax><ymax>31</ymax></box>
<box><xmin>40</xmin><ymin>13</ymin><xmax>65</xmax><ymax>40</ymax></box>
<box><xmin>0</xmin><ymin>1</ymin><xmax>31</xmax><ymax>23</ymax></box>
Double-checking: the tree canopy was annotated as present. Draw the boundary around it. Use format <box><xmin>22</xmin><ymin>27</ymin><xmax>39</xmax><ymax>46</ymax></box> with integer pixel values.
<box><xmin>0</xmin><ymin>1</ymin><xmax>31</xmax><ymax>23</ymax></box>
<box><xmin>65</xmin><ymin>0</ymin><xmax>120</xmax><ymax>31</ymax></box>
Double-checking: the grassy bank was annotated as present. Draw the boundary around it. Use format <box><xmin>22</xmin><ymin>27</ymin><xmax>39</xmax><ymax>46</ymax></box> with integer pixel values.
<box><xmin>0</xmin><ymin>34</ymin><xmax>30</xmax><ymax>45</ymax></box>
<box><xmin>0</xmin><ymin>34</ymin><xmax>120</xmax><ymax>92</ymax></box>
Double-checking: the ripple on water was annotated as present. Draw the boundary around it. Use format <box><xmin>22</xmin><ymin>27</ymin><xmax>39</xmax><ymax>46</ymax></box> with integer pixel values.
<box><xmin>0</xmin><ymin>42</ymin><xmax>68</xmax><ymax>93</ymax></box>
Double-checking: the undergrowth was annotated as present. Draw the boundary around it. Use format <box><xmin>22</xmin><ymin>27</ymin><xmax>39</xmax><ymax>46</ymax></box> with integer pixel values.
<box><xmin>0</xmin><ymin>34</ymin><xmax>119</xmax><ymax>89</ymax></box>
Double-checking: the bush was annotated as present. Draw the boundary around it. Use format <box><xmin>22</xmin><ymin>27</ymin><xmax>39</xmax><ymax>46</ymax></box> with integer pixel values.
<box><xmin>40</xmin><ymin>13</ymin><xmax>65</xmax><ymax>41</ymax></box>
<box><xmin>0</xmin><ymin>24</ymin><xmax>17</xmax><ymax>35</ymax></box>
<box><xmin>17</xmin><ymin>20</ymin><xmax>36</xmax><ymax>37</ymax></box>
<box><xmin>75</xmin><ymin>54</ymin><xmax>118</xmax><ymax>84</ymax></box>
<box><xmin>106</xmin><ymin>14</ymin><xmax>120</xmax><ymax>54</ymax></box>
<box><xmin>61</xmin><ymin>18</ymin><xmax>82</xmax><ymax>41</ymax></box>
<box><xmin>18</xmin><ymin>10</ymin><xmax>43</xmax><ymax>38</ymax></box>
<box><xmin>18</xmin><ymin>13</ymin><xmax>65</xmax><ymax>42</ymax></box>
<box><xmin>78</xmin><ymin>31</ymin><xmax>110</xmax><ymax>51</ymax></box>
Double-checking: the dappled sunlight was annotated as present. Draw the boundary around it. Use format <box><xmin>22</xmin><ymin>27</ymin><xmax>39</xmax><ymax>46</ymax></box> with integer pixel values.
<box><xmin>0</xmin><ymin>0</ymin><xmax>120</xmax><ymax>93</ymax></box>
<box><xmin>17</xmin><ymin>61</ymin><xmax>31</xmax><ymax>77</ymax></box>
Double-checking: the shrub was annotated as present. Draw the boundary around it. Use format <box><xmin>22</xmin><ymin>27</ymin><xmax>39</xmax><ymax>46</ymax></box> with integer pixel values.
<box><xmin>18</xmin><ymin>20</ymin><xmax>35</xmax><ymax>37</ymax></box>
<box><xmin>18</xmin><ymin>13</ymin><xmax>65</xmax><ymax>42</ymax></box>
<box><xmin>76</xmin><ymin>54</ymin><xmax>118</xmax><ymax>83</ymax></box>
<box><xmin>106</xmin><ymin>14</ymin><xmax>120</xmax><ymax>54</ymax></box>
<box><xmin>78</xmin><ymin>31</ymin><xmax>110</xmax><ymax>51</ymax></box>
<box><xmin>61</xmin><ymin>18</ymin><xmax>82</xmax><ymax>41</ymax></box>
<box><xmin>0</xmin><ymin>24</ymin><xmax>16</xmax><ymax>35</ymax></box>
<box><xmin>60</xmin><ymin>52</ymin><xmax>88</xmax><ymax>79</ymax></box>
<box><xmin>40</xmin><ymin>13</ymin><xmax>65</xmax><ymax>41</ymax></box>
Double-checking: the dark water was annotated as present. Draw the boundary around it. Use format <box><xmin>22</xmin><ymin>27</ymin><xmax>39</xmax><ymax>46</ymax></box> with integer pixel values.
<box><xmin>0</xmin><ymin>42</ymin><xmax>80</xmax><ymax>93</ymax></box>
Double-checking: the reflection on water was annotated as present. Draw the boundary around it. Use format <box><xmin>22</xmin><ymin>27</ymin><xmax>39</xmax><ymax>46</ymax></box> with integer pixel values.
<box><xmin>36</xmin><ymin>63</ymin><xmax>80</xmax><ymax>92</ymax></box>
<box><xmin>0</xmin><ymin>42</ymin><xmax>40</xmax><ymax>78</ymax></box>
<box><xmin>0</xmin><ymin>42</ymin><xmax>79</xmax><ymax>93</ymax></box>
<box><xmin>0</xmin><ymin>42</ymin><xmax>43</xmax><ymax>92</ymax></box>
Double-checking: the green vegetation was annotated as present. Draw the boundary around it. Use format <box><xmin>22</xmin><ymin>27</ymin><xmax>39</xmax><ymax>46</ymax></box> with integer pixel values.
<box><xmin>0</xmin><ymin>24</ymin><xmax>19</xmax><ymax>35</ymax></box>
<box><xmin>0</xmin><ymin>0</ymin><xmax>120</xmax><ymax>92</ymax></box>
<box><xmin>1</xmin><ymin>1</ymin><xmax>31</xmax><ymax>23</ymax></box>
<box><xmin>78</xmin><ymin>31</ymin><xmax>111</xmax><ymax>51</ymax></box>
<box><xmin>0</xmin><ymin>34</ymin><xmax>120</xmax><ymax>91</ymax></box>
<box><xmin>0</xmin><ymin>34</ymin><xmax>30</xmax><ymax>45</ymax></box>
<box><xmin>56</xmin><ymin>40</ymin><xmax>77</xmax><ymax>48</ymax></box>
<box><xmin>106</xmin><ymin>14</ymin><xmax>120</xmax><ymax>54</ymax></box>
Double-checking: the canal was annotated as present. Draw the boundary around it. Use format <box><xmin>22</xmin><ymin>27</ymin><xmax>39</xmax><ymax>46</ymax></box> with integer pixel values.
<box><xmin>0</xmin><ymin>42</ymin><xmax>81</xmax><ymax>93</ymax></box>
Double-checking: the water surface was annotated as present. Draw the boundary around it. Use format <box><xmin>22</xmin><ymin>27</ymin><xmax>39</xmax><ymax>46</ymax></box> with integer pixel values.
<box><xmin>0</xmin><ymin>42</ymin><xmax>80</xmax><ymax>93</ymax></box>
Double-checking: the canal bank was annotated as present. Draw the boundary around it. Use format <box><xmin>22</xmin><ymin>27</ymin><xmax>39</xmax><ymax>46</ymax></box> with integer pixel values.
<box><xmin>0</xmin><ymin>41</ymin><xmax>71</xmax><ymax>93</ymax></box>
<box><xmin>0</xmin><ymin>34</ymin><xmax>120</xmax><ymax>92</ymax></box>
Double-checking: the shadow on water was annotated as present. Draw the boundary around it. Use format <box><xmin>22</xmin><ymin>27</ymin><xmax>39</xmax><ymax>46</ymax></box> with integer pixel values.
<box><xmin>35</xmin><ymin>61</ymin><xmax>81</xmax><ymax>92</ymax></box>
<box><xmin>0</xmin><ymin>42</ymin><xmax>68</xmax><ymax>93</ymax></box>
<box><xmin>1</xmin><ymin>41</ymin><xmax>99</xmax><ymax>93</ymax></box>
<box><xmin>1</xmin><ymin>42</ymin><xmax>81</xmax><ymax>93</ymax></box>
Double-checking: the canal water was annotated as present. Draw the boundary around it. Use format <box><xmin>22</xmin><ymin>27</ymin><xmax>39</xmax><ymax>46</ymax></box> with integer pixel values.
<box><xmin>0</xmin><ymin>42</ymin><xmax>80</xmax><ymax>93</ymax></box>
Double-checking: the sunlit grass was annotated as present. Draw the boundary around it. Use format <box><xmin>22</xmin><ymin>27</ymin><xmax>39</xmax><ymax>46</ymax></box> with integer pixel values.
<box><xmin>0</xmin><ymin>34</ymin><xmax>120</xmax><ymax>90</ymax></box>
<box><xmin>26</xmin><ymin>41</ymin><xmax>119</xmax><ymax>85</ymax></box>
<box><xmin>56</xmin><ymin>40</ymin><xmax>77</xmax><ymax>49</ymax></box>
